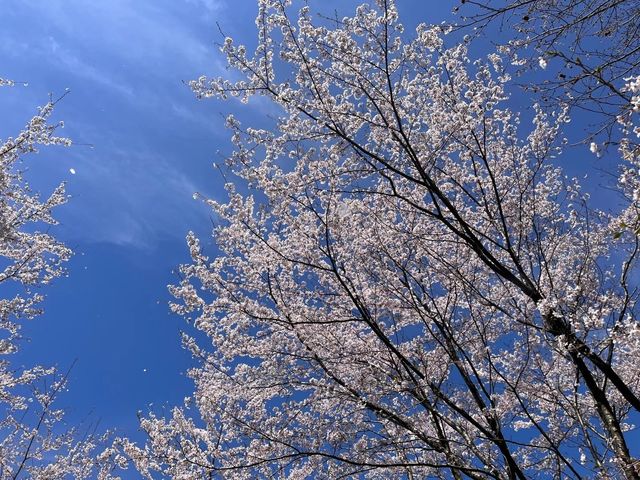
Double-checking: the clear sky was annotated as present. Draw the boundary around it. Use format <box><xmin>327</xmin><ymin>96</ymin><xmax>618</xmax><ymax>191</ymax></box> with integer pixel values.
<box><xmin>0</xmin><ymin>0</ymin><xmax>616</xmax><ymax>451</ymax></box>
<box><xmin>0</xmin><ymin>0</ymin><xmax>460</xmax><ymax>443</ymax></box>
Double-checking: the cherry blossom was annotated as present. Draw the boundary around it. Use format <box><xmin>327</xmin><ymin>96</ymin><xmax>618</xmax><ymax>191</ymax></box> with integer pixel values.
<box><xmin>115</xmin><ymin>2</ymin><xmax>640</xmax><ymax>478</ymax></box>
<box><xmin>0</xmin><ymin>82</ymin><xmax>103</xmax><ymax>479</ymax></box>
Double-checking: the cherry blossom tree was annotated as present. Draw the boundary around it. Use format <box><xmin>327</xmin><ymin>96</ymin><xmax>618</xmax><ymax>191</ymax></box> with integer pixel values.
<box><xmin>456</xmin><ymin>0</ymin><xmax>640</xmax><ymax>142</ymax></box>
<box><xmin>116</xmin><ymin>1</ymin><xmax>640</xmax><ymax>477</ymax></box>
<box><xmin>0</xmin><ymin>80</ymin><xmax>104</xmax><ymax>479</ymax></box>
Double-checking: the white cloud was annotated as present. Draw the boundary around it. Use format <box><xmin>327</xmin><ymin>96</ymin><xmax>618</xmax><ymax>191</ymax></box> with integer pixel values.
<box><xmin>184</xmin><ymin>0</ymin><xmax>223</xmax><ymax>18</ymax></box>
<box><xmin>2</xmin><ymin>0</ymin><xmax>224</xmax><ymax>97</ymax></box>
<box><xmin>60</xmin><ymin>142</ymin><xmax>217</xmax><ymax>249</ymax></box>
<box><xmin>0</xmin><ymin>0</ymin><xmax>228</xmax><ymax>249</ymax></box>
<box><xmin>44</xmin><ymin>36</ymin><xmax>135</xmax><ymax>97</ymax></box>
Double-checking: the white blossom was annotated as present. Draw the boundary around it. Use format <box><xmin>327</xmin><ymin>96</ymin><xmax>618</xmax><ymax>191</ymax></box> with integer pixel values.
<box><xmin>112</xmin><ymin>3</ymin><xmax>640</xmax><ymax>478</ymax></box>
<box><xmin>0</xmin><ymin>83</ymin><xmax>104</xmax><ymax>479</ymax></box>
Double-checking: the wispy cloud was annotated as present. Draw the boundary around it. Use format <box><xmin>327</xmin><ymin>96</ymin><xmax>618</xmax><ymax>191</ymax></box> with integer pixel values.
<box><xmin>1</xmin><ymin>0</ymin><xmax>224</xmax><ymax>96</ymax></box>
<box><xmin>61</xmin><ymin>143</ymin><xmax>215</xmax><ymax>249</ymax></box>
<box><xmin>0</xmin><ymin>0</ymin><xmax>227</xmax><ymax>249</ymax></box>
<box><xmin>44</xmin><ymin>36</ymin><xmax>135</xmax><ymax>97</ymax></box>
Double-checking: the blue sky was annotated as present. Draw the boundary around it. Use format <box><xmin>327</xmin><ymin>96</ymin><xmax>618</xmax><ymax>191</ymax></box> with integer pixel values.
<box><xmin>0</xmin><ymin>0</ymin><xmax>459</xmax><ymax>442</ymax></box>
<box><xmin>1</xmin><ymin>0</ymin><xmax>248</xmax><ymax>438</ymax></box>
<box><xmin>0</xmin><ymin>0</ymin><xmax>617</xmax><ymax>450</ymax></box>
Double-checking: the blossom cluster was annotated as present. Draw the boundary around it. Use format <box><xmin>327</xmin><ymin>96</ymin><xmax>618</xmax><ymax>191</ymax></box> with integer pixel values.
<box><xmin>110</xmin><ymin>2</ymin><xmax>640</xmax><ymax>478</ymax></box>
